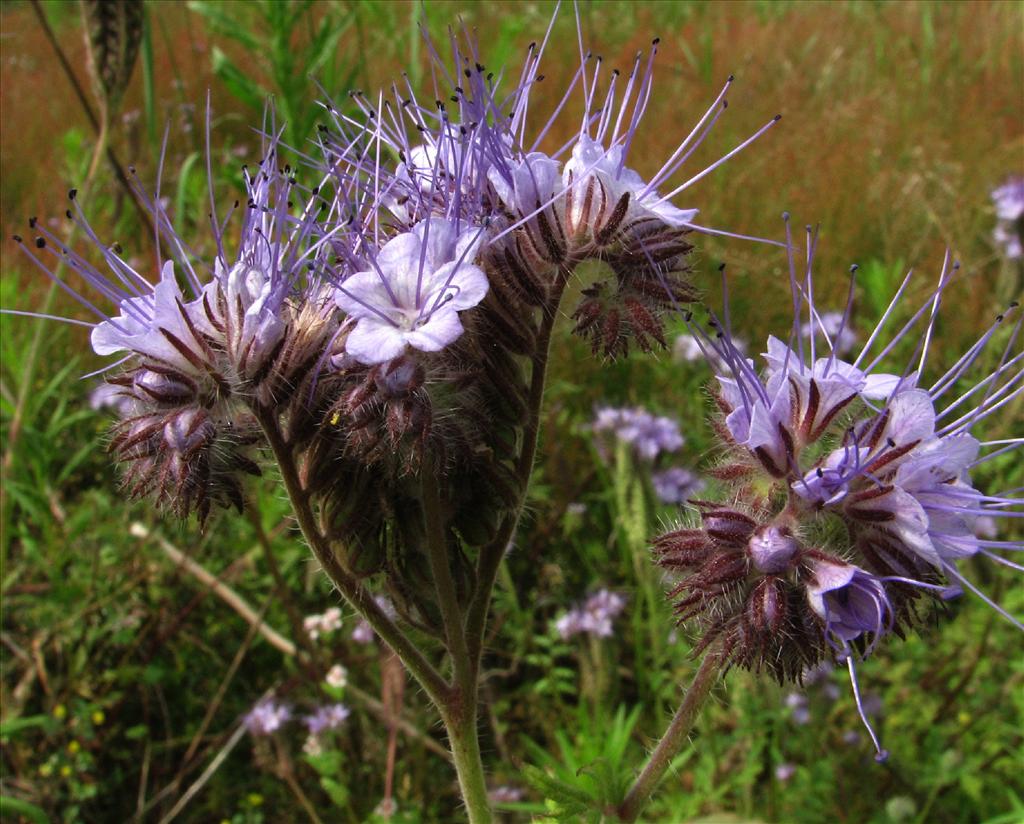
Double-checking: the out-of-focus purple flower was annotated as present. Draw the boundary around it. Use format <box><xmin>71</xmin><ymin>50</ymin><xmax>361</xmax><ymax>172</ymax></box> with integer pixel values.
<box><xmin>592</xmin><ymin>406</ymin><xmax>684</xmax><ymax>461</ymax></box>
<box><xmin>304</xmin><ymin>703</ymin><xmax>351</xmax><ymax>735</ymax></box>
<box><xmin>673</xmin><ymin>334</ymin><xmax>705</xmax><ymax>363</ymax></box>
<box><xmin>244</xmin><ymin>698</ymin><xmax>292</xmax><ymax>736</ymax></box>
<box><xmin>651</xmin><ymin>467</ymin><xmax>704</xmax><ymax>504</ymax></box>
<box><xmin>992</xmin><ymin>177</ymin><xmax>1024</xmax><ymax>259</ymax></box>
<box><xmin>785</xmin><ymin>692</ymin><xmax>811</xmax><ymax>725</ymax></box>
<box><xmin>775</xmin><ymin>763</ymin><xmax>797</xmax><ymax>782</ymax></box>
<box><xmin>556</xmin><ymin>589</ymin><xmax>627</xmax><ymax>640</ymax></box>
<box><xmin>351</xmin><ymin>619</ymin><xmax>375</xmax><ymax>645</ymax></box>
<box><xmin>488</xmin><ymin>786</ymin><xmax>525</xmax><ymax>804</ymax></box>
<box><xmin>335</xmin><ymin>218</ymin><xmax>489</xmax><ymax>365</ymax></box>
<box><xmin>351</xmin><ymin>596</ymin><xmax>396</xmax><ymax>645</ymax></box>
<box><xmin>800</xmin><ymin>310</ymin><xmax>858</xmax><ymax>358</ymax></box>
<box><xmin>992</xmin><ymin>177</ymin><xmax>1024</xmax><ymax>222</ymax></box>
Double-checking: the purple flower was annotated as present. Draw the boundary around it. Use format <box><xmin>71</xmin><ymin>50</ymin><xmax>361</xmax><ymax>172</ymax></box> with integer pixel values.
<box><xmin>244</xmin><ymin>698</ymin><xmax>292</xmax><ymax>735</ymax></box>
<box><xmin>488</xmin><ymin>786</ymin><xmax>525</xmax><ymax>804</ymax></box>
<box><xmin>775</xmin><ymin>763</ymin><xmax>797</xmax><ymax>782</ymax></box>
<box><xmin>992</xmin><ymin>177</ymin><xmax>1024</xmax><ymax>222</ymax></box>
<box><xmin>800</xmin><ymin>310</ymin><xmax>858</xmax><ymax>358</ymax></box>
<box><xmin>747</xmin><ymin>525</ymin><xmax>800</xmax><ymax>574</ymax></box>
<box><xmin>592</xmin><ymin>406</ymin><xmax>684</xmax><ymax>461</ymax></box>
<box><xmin>335</xmin><ymin>218</ymin><xmax>489</xmax><ymax>365</ymax></box>
<box><xmin>304</xmin><ymin>703</ymin><xmax>351</xmax><ymax>735</ymax></box>
<box><xmin>556</xmin><ymin>589</ymin><xmax>627</xmax><ymax>640</ymax></box>
<box><xmin>804</xmin><ymin>556</ymin><xmax>892</xmax><ymax>645</ymax></box>
<box><xmin>651</xmin><ymin>467</ymin><xmax>704</xmax><ymax>504</ymax></box>
<box><xmin>992</xmin><ymin>177</ymin><xmax>1024</xmax><ymax>259</ymax></box>
<box><xmin>560</xmin><ymin>134</ymin><xmax>698</xmax><ymax>239</ymax></box>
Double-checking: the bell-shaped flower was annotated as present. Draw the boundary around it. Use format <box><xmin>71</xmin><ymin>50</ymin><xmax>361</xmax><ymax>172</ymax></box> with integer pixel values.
<box><xmin>805</xmin><ymin>556</ymin><xmax>892</xmax><ymax>644</ymax></box>
<box><xmin>335</xmin><ymin>218</ymin><xmax>489</xmax><ymax>365</ymax></box>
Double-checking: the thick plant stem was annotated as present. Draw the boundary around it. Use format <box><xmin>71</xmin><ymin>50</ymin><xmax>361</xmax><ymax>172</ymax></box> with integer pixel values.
<box><xmin>443</xmin><ymin>703</ymin><xmax>493</xmax><ymax>824</ymax></box>
<box><xmin>616</xmin><ymin>651</ymin><xmax>722</xmax><ymax>823</ymax></box>
<box><xmin>257</xmin><ymin>411</ymin><xmax>448</xmax><ymax>706</ymax></box>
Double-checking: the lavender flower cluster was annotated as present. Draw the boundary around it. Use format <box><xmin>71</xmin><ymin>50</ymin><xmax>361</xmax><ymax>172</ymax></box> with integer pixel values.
<box><xmin>655</xmin><ymin>237</ymin><xmax>1022</xmax><ymax>756</ymax></box>
<box><xmin>592</xmin><ymin>405</ymin><xmax>685</xmax><ymax>461</ymax></box>
<box><xmin>555</xmin><ymin>589</ymin><xmax>627</xmax><ymax>640</ymax></box>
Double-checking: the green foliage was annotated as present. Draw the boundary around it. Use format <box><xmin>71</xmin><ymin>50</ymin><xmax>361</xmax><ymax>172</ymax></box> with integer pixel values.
<box><xmin>521</xmin><ymin>704</ymin><xmax>644</xmax><ymax>822</ymax></box>
<box><xmin>187</xmin><ymin>0</ymin><xmax>358</xmax><ymax>148</ymax></box>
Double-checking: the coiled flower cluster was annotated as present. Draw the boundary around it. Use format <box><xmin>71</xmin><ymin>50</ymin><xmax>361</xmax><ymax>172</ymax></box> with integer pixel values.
<box><xmin>655</xmin><ymin>232</ymin><xmax>1022</xmax><ymax>756</ymax></box>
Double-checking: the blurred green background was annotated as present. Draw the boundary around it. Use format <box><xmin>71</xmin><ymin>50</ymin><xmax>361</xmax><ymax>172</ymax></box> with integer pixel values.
<box><xmin>1</xmin><ymin>1</ymin><xmax>1022</xmax><ymax>822</ymax></box>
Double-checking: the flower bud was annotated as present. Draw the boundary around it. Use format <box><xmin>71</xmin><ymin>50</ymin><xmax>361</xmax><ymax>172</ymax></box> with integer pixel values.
<box><xmin>748</xmin><ymin>525</ymin><xmax>800</xmax><ymax>574</ymax></box>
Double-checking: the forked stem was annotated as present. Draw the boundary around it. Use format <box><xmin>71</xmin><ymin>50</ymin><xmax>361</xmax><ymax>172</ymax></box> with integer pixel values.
<box><xmin>616</xmin><ymin>651</ymin><xmax>723</xmax><ymax>822</ymax></box>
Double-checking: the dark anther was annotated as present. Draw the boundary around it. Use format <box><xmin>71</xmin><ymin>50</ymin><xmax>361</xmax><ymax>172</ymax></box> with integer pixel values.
<box><xmin>464</xmin><ymin>68</ymin><xmax>472</xmax><ymax>78</ymax></box>
<box><xmin>28</xmin><ymin>217</ymin><xmax>37</xmax><ymax>228</ymax></box>
<box><xmin>66</xmin><ymin>210</ymin><xmax>73</xmax><ymax>219</ymax></box>
<box><xmin>774</xmin><ymin>114</ymin><xmax>782</xmax><ymax>121</ymax></box>
<box><xmin>728</xmin><ymin>73</ymin><xmax>735</xmax><ymax>82</ymax></box>
<box><xmin>475</xmin><ymin>62</ymin><xmax>485</xmax><ymax>72</ymax></box>
<box><xmin>68</xmin><ymin>188</ymin><xmax>78</xmax><ymax>200</ymax></box>
<box><xmin>12</xmin><ymin>234</ymin><xmax>22</xmax><ymax>243</ymax></box>
<box><xmin>536</xmin><ymin>74</ymin><xmax>545</xmax><ymax>81</ymax></box>
<box><xmin>886</xmin><ymin>438</ymin><xmax>896</xmax><ymax>447</ymax></box>
<box><xmin>112</xmin><ymin>243</ymin><xmax>123</xmax><ymax>254</ymax></box>
<box><xmin>35</xmin><ymin>237</ymin><xmax>46</xmax><ymax>249</ymax></box>
<box><xmin>233</xmin><ymin>200</ymin><xmax>240</xmax><ymax>208</ymax></box>
<box><xmin>652</xmin><ymin>37</ymin><xmax>661</xmax><ymax>45</ymax></box>
<box><xmin>816</xmin><ymin>468</ymin><xmax>824</xmax><ymax>477</ymax></box>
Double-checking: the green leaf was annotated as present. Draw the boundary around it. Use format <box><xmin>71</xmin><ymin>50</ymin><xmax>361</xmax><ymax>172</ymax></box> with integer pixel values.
<box><xmin>0</xmin><ymin>796</ymin><xmax>49</xmax><ymax>824</ymax></box>
<box><xmin>0</xmin><ymin>714</ymin><xmax>55</xmax><ymax>737</ymax></box>
<box><xmin>211</xmin><ymin>47</ymin><xmax>266</xmax><ymax>113</ymax></box>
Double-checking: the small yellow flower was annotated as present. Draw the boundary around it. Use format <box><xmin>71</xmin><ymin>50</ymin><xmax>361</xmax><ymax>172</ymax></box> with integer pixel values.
<box><xmin>53</xmin><ymin>704</ymin><xmax>67</xmax><ymax>720</ymax></box>
<box><xmin>38</xmin><ymin>764</ymin><xmax>54</xmax><ymax>777</ymax></box>
<box><xmin>957</xmin><ymin>711</ymin><xmax>972</xmax><ymax>725</ymax></box>
<box><xmin>247</xmin><ymin>793</ymin><xmax>264</xmax><ymax>807</ymax></box>
<box><xmin>59</xmin><ymin>764</ymin><xmax>73</xmax><ymax>778</ymax></box>
<box><xmin>67</xmin><ymin>741</ymin><xmax>81</xmax><ymax>755</ymax></box>
<box><xmin>91</xmin><ymin>710</ymin><xmax>106</xmax><ymax>726</ymax></box>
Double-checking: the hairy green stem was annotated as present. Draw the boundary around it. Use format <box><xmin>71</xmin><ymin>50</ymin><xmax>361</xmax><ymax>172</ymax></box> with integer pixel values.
<box><xmin>257</xmin><ymin>411</ymin><xmax>448</xmax><ymax>706</ymax></box>
<box><xmin>616</xmin><ymin>651</ymin><xmax>722</xmax><ymax>822</ymax></box>
<box><xmin>442</xmin><ymin>702</ymin><xmax>493</xmax><ymax>824</ymax></box>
